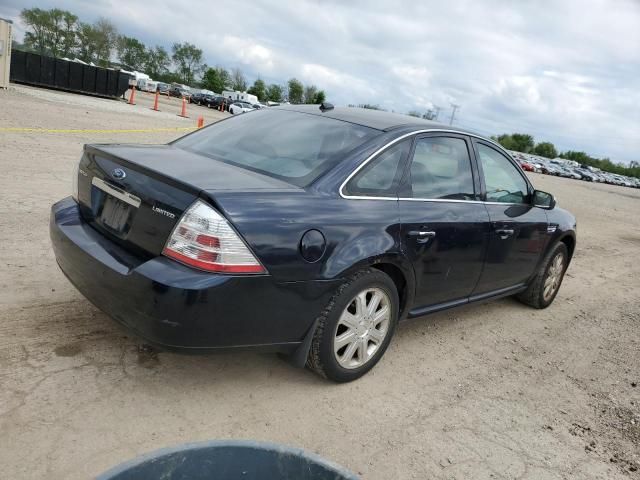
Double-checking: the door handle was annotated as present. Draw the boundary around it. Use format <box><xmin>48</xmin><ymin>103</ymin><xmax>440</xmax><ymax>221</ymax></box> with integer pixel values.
<box><xmin>408</xmin><ymin>230</ymin><xmax>436</xmax><ymax>243</ymax></box>
<box><xmin>495</xmin><ymin>228</ymin><xmax>515</xmax><ymax>239</ymax></box>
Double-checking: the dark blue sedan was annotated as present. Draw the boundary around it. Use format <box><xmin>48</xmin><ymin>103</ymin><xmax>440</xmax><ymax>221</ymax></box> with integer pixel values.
<box><xmin>50</xmin><ymin>104</ymin><xmax>576</xmax><ymax>382</ymax></box>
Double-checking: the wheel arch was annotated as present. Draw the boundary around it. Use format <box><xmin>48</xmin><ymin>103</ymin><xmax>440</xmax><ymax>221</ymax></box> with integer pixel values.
<box><xmin>329</xmin><ymin>255</ymin><xmax>415</xmax><ymax>321</ymax></box>
<box><xmin>559</xmin><ymin>233</ymin><xmax>576</xmax><ymax>261</ymax></box>
<box><xmin>369</xmin><ymin>262</ymin><xmax>412</xmax><ymax>320</ymax></box>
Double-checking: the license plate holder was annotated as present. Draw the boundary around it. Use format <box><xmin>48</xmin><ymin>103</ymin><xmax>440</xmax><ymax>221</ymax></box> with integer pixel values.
<box><xmin>101</xmin><ymin>196</ymin><xmax>130</xmax><ymax>232</ymax></box>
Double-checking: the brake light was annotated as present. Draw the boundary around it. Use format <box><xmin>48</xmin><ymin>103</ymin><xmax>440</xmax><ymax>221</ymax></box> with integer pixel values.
<box><xmin>162</xmin><ymin>200</ymin><xmax>265</xmax><ymax>274</ymax></box>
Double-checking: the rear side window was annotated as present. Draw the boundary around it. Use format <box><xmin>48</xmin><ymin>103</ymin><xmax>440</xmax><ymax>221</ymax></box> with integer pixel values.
<box><xmin>174</xmin><ymin>110</ymin><xmax>378</xmax><ymax>187</ymax></box>
<box><xmin>405</xmin><ymin>137</ymin><xmax>475</xmax><ymax>200</ymax></box>
<box><xmin>344</xmin><ymin>139</ymin><xmax>411</xmax><ymax>197</ymax></box>
<box><xmin>477</xmin><ymin>144</ymin><xmax>529</xmax><ymax>203</ymax></box>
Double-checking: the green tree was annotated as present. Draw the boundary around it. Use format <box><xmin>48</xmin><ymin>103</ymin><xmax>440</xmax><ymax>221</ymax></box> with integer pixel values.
<box><xmin>303</xmin><ymin>84</ymin><xmax>318</xmax><ymax>103</ymax></box>
<box><xmin>533</xmin><ymin>142</ymin><xmax>558</xmax><ymax>159</ymax></box>
<box><xmin>74</xmin><ymin>22</ymin><xmax>98</xmax><ymax>63</ymax></box>
<box><xmin>74</xmin><ymin>19</ymin><xmax>116</xmax><ymax>66</ymax></box>
<box><xmin>314</xmin><ymin>90</ymin><xmax>326</xmax><ymax>104</ymax></box>
<box><xmin>230</xmin><ymin>68</ymin><xmax>247</xmax><ymax>91</ymax></box>
<box><xmin>247</xmin><ymin>78</ymin><xmax>266</xmax><ymax>101</ymax></box>
<box><xmin>92</xmin><ymin>18</ymin><xmax>117</xmax><ymax>67</ymax></box>
<box><xmin>74</xmin><ymin>18</ymin><xmax>117</xmax><ymax>66</ymax></box>
<box><xmin>21</xmin><ymin>8</ymin><xmax>49</xmax><ymax>55</ymax></box>
<box><xmin>407</xmin><ymin>110</ymin><xmax>421</xmax><ymax>118</ymax></box>
<box><xmin>144</xmin><ymin>46</ymin><xmax>171</xmax><ymax>79</ymax></box>
<box><xmin>117</xmin><ymin>35</ymin><xmax>147</xmax><ymax>70</ymax></box>
<box><xmin>172</xmin><ymin>42</ymin><xmax>204</xmax><ymax>85</ymax></box>
<box><xmin>20</xmin><ymin>8</ymin><xmax>78</xmax><ymax>58</ymax></box>
<box><xmin>494</xmin><ymin>133</ymin><xmax>535</xmax><ymax>153</ymax></box>
<box><xmin>48</xmin><ymin>9</ymin><xmax>78</xmax><ymax>58</ymax></box>
<box><xmin>288</xmin><ymin>78</ymin><xmax>304</xmax><ymax>104</ymax></box>
<box><xmin>266</xmin><ymin>84</ymin><xmax>284</xmax><ymax>102</ymax></box>
<box><xmin>201</xmin><ymin>67</ymin><xmax>231</xmax><ymax>93</ymax></box>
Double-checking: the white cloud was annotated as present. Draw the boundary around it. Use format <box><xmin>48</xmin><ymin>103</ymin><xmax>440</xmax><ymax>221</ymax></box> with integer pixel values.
<box><xmin>220</xmin><ymin>36</ymin><xmax>275</xmax><ymax>71</ymax></box>
<box><xmin>1</xmin><ymin>0</ymin><xmax>638</xmax><ymax>162</ymax></box>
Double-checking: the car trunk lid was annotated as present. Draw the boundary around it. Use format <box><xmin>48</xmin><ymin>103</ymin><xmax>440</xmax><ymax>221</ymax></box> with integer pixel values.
<box><xmin>76</xmin><ymin>144</ymin><xmax>299</xmax><ymax>257</ymax></box>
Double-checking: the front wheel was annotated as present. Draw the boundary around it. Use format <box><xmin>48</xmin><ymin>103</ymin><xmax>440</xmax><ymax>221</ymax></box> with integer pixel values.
<box><xmin>517</xmin><ymin>242</ymin><xmax>568</xmax><ymax>309</ymax></box>
<box><xmin>306</xmin><ymin>269</ymin><xmax>399</xmax><ymax>382</ymax></box>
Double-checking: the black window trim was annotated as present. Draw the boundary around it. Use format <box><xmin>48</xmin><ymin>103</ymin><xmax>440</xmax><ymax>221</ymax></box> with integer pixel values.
<box><xmin>471</xmin><ymin>139</ymin><xmax>534</xmax><ymax>206</ymax></box>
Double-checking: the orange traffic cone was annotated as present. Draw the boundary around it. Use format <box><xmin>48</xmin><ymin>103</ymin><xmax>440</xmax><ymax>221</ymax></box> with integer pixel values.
<box><xmin>128</xmin><ymin>86</ymin><xmax>136</xmax><ymax>105</ymax></box>
<box><xmin>197</xmin><ymin>116</ymin><xmax>204</xmax><ymax>128</ymax></box>
<box><xmin>178</xmin><ymin>97</ymin><xmax>189</xmax><ymax>118</ymax></box>
<box><xmin>151</xmin><ymin>91</ymin><xmax>160</xmax><ymax>111</ymax></box>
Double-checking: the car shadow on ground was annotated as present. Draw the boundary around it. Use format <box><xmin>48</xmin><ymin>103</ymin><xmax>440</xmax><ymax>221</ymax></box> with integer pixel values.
<box><xmin>41</xmin><ymin>293</ymin><xmax>523</xmax><ymax>389</ymax></box>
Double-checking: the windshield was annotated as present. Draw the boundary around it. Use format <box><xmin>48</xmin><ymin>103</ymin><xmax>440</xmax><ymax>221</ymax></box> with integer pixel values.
<box><xmin>173</xmin><ymin>109</ymin><xmax>379</xmax><ymax>187</ymax></box>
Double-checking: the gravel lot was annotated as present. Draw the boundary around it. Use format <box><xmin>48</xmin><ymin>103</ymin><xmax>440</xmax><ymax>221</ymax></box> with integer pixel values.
<box><xmin>1</xmin><ymin>84</ymin><xmax>639</xmax><ymax>479</ymax></box>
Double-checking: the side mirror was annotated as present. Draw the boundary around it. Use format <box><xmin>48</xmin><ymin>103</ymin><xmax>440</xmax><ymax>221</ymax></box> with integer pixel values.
<box><xmin>533</xmin><ymin>190</ymin><xmax>556</xmax><ymax>210</ymax></box>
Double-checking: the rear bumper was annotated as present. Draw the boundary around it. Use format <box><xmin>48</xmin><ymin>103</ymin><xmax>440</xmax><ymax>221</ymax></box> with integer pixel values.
<box><xmin>50</xmin><ymin>197</ymin><xmax>339</xmax><ymax>352</ymax></box>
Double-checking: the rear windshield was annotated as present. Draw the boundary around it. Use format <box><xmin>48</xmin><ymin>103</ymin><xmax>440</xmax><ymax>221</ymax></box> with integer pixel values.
<box><xmin>173</xmin><ymin>109</ymin><xmax>379</xmax><ymax>187</ymax></box>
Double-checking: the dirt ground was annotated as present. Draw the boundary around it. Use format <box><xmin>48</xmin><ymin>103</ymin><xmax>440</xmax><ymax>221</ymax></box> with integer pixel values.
<box><xmin>1</xmin><ymin>84</ymin><xmax>639</xmax><ymax>479</ymax></box>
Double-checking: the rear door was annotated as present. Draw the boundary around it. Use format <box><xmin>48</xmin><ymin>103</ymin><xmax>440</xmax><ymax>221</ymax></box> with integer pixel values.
<box><xmin>398</xmin><ymin>134</ymin><xmax>489</xmax><ymax>308</ymax></box>
<box><xmin>471</xmin><ymin>140</ymin><xmax>548</xmax><ymax>294</ymax></box>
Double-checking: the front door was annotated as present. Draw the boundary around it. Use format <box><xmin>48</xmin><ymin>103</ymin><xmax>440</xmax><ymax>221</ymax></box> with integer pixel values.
<box><xmin>471</xmin><ymin>141</ymin><xmax>549</xmax><ymax>294</ymax></box>
<box><xmin>398</xmin><ymin>134</ymin><xmax>489</xmax><ymax>308</ymax></box>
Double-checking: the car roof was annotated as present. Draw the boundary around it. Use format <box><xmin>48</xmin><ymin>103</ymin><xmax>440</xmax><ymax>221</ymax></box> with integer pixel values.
<box><xmin>273</xmin><ymin>104</ymin><xmax>481</xmax><ymax>135</ymax></box>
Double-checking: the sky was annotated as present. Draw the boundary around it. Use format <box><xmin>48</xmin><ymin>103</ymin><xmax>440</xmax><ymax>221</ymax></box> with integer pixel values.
<box><xmin>1</xmin><ymin>0</ymin><xmax>639</xmax><ymax>163</ymax></box>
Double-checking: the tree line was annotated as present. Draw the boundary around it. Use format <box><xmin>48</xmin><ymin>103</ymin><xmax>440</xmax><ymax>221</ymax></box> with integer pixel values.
<box><xmin>15</xmin><ymin>7</ymin><xmax>326</xmax><ymax>104</ymax></box>
<box><xmin>492</xmin><ymin>133</ymin><xmax>639</xmax><ymax>179</ymax></box>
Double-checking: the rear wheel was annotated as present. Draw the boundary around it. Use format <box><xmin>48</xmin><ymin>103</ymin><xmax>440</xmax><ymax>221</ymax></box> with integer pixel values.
<box><xmin>307</xmin><ymin>269</ymin><xmax>399</xmax><ymax>382</ymax></box>
<box><xmin>517</xmin><ymin>242</ymin><xmax>568</xmax><ymax>309</ymax></box>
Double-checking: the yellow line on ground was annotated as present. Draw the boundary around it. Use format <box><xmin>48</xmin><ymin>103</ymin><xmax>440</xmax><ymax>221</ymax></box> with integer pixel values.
<box><xmin>0</xmin><ymin>127</ymin><xmax>197</xmax><ymax>134</ymax></box>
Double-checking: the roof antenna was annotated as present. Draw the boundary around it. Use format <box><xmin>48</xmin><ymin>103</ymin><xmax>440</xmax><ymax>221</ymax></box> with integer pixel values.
<box><xmin>319</xmin><ymin>102</ymin><xmax>334</xmax><ymax>112</ymax></box>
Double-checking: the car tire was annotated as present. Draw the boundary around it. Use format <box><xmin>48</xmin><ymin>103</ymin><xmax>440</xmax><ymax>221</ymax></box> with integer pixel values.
<box><xmin>306</xmin><ymin>268</ymin><xmax>399</xmax><ymax>382</ymax></box>
<box><xmin>517</xmin><ymin>242</ymin><xmax>568</xmax><ymax>309</ymax></box>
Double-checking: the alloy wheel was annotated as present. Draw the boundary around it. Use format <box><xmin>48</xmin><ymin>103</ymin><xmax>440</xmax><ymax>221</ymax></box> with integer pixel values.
<box><xmin>333</xmin><ymin>288</ymin><xmax>391</xmax><ymax>369</ymax></box>
<box><xmin>543</xmin><ymin>252</ymin><xmax>565</xmax><ymax>301</ymax></box>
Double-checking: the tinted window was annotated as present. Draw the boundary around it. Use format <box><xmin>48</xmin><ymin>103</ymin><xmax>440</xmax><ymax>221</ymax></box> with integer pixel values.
<box><xmin>174</xmin><ymin>109</ymin><xmax>378</xmax><ymax>187</ymax></box>
<box><xmin>406</xmin><ymin>137</ymin><xmax>475</xmax><ymax>200</ymax></box>
<box><xmin>345</xmin><ymin>140</ymin><xmax>411</xmax><ymax>197</ymax></box>
<box><xmin>477</xmin><ymin>144</ymin><xmax>529</xmax><ymax>203</ymax></box>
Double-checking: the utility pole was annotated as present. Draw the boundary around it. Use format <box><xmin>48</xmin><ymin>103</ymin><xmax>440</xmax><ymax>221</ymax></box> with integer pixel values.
<box><xmin>433</xmin><ymin>105</ymin><xmax>441</xmax><ymax>121</ymax></box>
<box><xmin>449</xmin><ymin>103</ymin><xmax>460</xmax><ymax>125</ymax></box>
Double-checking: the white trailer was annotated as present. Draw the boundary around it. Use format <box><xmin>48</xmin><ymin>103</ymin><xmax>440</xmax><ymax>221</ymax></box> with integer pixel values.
<box><xmin>143</xmin><ymin>80</ymin><xmax>158</xmax><ymax>92</ymax></box>
<box><xmin>222</xmin><ymin>90</ymin><xmax>258</xmax><ymax>105</ymax></box>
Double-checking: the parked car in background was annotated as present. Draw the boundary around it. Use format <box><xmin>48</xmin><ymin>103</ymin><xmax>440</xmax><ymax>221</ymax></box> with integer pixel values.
<box><xmin>169</xmin><ymin>86</ymin><xmax>191</xmax><ymax>99</ymax></box>
<box><xmin>229</xmin><ymin>101</ymin><xmax>255</xmax><ymax>115</ymax></box>
<box><xmin>157</xmin><ymin>82</ymin><xmax>169</xmax><ymax>95</ymax></box>
<box><xmin>519</xmin><ymin>161</ymin><xmax>535</xmax><ymax>172</ymax></box>
<box><xmin>190</xmin><ymin>91</ymin><xmax>215</xmax><ymax>106</ymax></box>
<box><xmin>574</xmin><ymin>168</ymin><xmax>597</xmax><ymax>182</ymax></box>
<box><xmin>188</xmin><ymin>89</ymin><xmax>202</xmax><ymax>103</ymax></box>
<box><xmin>51</xmin><ymin>105</ymin><xmax>576</xmax><ymax>382</ymax></box>
<box><xmin>204</xmin><ymin>96</ymin><xmax>231</xmax><ymax>110</ymax></box>
<box><xmin>544</xmin><ymin>163</ymin><xmax>563</xmax><ymax>176</ymax></box>
<box><xmin>562</xmin><ymin>168</ymin><xmax>582</xmax><ymax>180</ymax></box>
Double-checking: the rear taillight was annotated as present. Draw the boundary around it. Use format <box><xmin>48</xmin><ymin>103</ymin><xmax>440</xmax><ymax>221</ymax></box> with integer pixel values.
<box><xmin>162</xmin><ymin>200</ymin><xmax>265</xmax><ymax>274</ymax></box>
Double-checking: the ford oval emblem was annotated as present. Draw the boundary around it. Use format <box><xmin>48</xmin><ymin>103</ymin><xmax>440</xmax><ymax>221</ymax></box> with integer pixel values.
<box><xmin>111</xmin><ymin>168</ymin><xmax>126</xmax><ymax>180</ymax></box>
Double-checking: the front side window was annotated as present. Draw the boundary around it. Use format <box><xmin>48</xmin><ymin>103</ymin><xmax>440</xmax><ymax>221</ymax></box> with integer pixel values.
<box><xmin>477</xmin><ymin>144</ymin><xmax>529</xmax><ymax>203</ymax></box>
<box><xmin>405</xmin><ymin>136</ymin><xmax>475</xmax><ymax>200</ymax></box>
<box><xmin>174</xmin><ymin>109</ymin><xmax>378</xmax><ymax>187</ymax></box>
<box><xmin>344</xmin><ymin>140</ymin><xmax>410</xmax><ymax>197</ymax></box>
